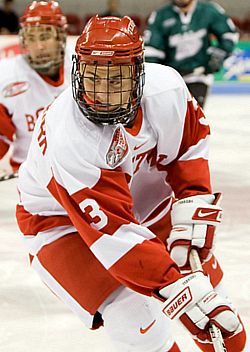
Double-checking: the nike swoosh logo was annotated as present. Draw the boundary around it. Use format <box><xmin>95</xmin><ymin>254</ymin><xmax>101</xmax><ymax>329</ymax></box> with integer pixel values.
<box><xmin>140</xmin><ymin>319</ymin><xmax>156</xmax><ymax>334</ymax></box>
<box><xmin>212</xmin><ymin>259</ymin><xmax>217</xmax><ymax>269</ymax></box>
<box><xmin>197</xmin><ymin>210</ymin><xmax>218</xmax><ymax>217</ymax></box>
<box><xmin>134</xmin><ymin>141</ymin><xmax>147</xmax><ymax>150</ymax></box>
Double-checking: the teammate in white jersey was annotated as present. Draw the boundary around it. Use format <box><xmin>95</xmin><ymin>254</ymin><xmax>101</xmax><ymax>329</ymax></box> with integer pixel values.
<box><xmin>0</xmin><ymin>1</ymin><xmax>71</xmax><ymax>172</ymax></box>
<box><xmin>16</xmin><ymin>16</ymin><xmax>247</xmax><ymax>352</ymax></box>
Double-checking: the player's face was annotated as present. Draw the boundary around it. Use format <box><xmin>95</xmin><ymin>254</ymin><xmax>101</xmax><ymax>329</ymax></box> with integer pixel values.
<box><xmin>82</xmin><ymin>64</ymin><xmax>134</xmax><ymax>112</ymax></box>
<box><xmin>23</xmin><ymin>25</ymin><xmax>63</xmax><ymax>75</ymax></box>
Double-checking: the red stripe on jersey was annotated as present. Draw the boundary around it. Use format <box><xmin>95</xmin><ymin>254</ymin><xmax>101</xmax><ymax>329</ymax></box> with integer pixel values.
<box><xmin>47</xmin><ymin>173</ymin><xmax>183</xmax><ymax>295</ymax></box>
<box><xmin>0</xmin><ymin>139</ymin><xmax>10</xmax><ymax>159</ymax></box>
<box><xmin>0</xmin><ymin>103</ymin><xmax>15</xmax><ymax>141</ymax></box>
<box><xmin>47</xmin><ymin>177</ymin><xmax>100</xmax><ymax>246</ymax></box>
<box><xmin>166</xmin><ymin>100</ymin><xmax>212</xmax><ymax>199</ymax></box>
<box><xmin>72</xmin><ymin>168</ymin><xmax>138</xmax><ymax>237</ymax></box>
<box><xmin>142</xmin><ymin>197</ymin><xmax>172</xmax><ymax>224</ymax></box>
<box><xmin>47</xmin><ymin>169</ymin><xmax>137</xmax><ymax>246</ymax></box>
<box><xmin>46</xmin><ymin>176</ymin><xmax>113</xmax><ymax>246</ymax></box>
<box><xmin>111</xmin><ymin>237</ymin><xmax>182</xmax><ymax>296</ymax></box>
<box><xmin>147</xmin><ymin>209</ymin><xmax>172</xmax><ymax>243</ymax></box>
<box><xmin>18</xmin><ymin>176</ymin><xmax>182</xmax><ymax>296</ymax></box>
<box><xmin>16</xmin><ymin>204</ymin><xmax>72</xmax><ymax>235</ymax></box>
<box><xmin>36</xmin><ymin>232</ymin><xmax>121</xmax><ymax>315</ymax></box>
<box><xmin>166</xmin><ymin>158</ymin><xmax>212</xmax><ymax>199</ymax></box>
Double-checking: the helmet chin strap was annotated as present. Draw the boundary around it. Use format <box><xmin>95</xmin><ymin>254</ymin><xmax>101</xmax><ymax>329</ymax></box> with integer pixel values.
<box><xmin>83</xmin><ymin>94</ymin><xmax>96</xmax><ymax>106</ymax></box>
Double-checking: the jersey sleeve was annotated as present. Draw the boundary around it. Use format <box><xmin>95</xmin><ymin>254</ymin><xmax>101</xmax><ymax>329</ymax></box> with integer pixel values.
<box><xmin>47</xmin><ymin>148</ymin><xmax>181</xmax><ymax>296</ymax></box>
<box><xmin>144</xmin><ymin>11</ymin><xmax>166</xmax><ymax>64</ymax></box>
<box><xmin>143</xmin><ymin>65</ymin><xmax>211</xmax><ymax>200</ymax></box>
<box><xmin>166</xmin><ymin>97</ymin><xmax>212</xmax><ymax>199</ymax></box>
<box><xmin>0</xmin><ymin>103</ymin><xmax>15</xmax><ymax>159</ymax></box>
<box><xmin>209</xmin><ymin>4</ymin><xmax>239</xmax><ymax>54</ymax></box>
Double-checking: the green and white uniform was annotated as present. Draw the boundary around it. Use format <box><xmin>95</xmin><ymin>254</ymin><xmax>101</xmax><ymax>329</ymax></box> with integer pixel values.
<box><xmin>144</xmin><ymin>0</ymin><xmax>238</xmax><ymax>86</ymax></box>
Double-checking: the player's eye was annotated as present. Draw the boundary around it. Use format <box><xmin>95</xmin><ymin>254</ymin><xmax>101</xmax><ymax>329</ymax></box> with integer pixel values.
<box><xmin>109</xmin><ymin>78</ymin><xmax>121</xmax><ymax>86</ymax></box>
<box><xmin>84</xmin><ymin>76</ymin><xmax>95</xmax><ymax>83</ymax></box>
<box><xmin>26</xmin><ymin>36</ymin><xmax>35</xmax><ymax>43</ymax></box>
<box><xmin>40</xmin><ymin>33</ymin><xmax>52</xmax><ymax>41</ymax></box>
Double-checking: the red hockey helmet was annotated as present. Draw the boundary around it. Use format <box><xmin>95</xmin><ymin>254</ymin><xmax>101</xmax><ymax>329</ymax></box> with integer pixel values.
<box><xmin>20</xmin><ymin>1</ymin><xmax>67</xmax><ymax>29</ymax></box>
<box><xmin>72</xmin><ymin>15</ymin><xmax>145</xmax><ymax>126</ymax></box>
<box><xmin>19</xmin><ymin>1</ymin><xmax>67</xmax><ymax>75</ymax></box>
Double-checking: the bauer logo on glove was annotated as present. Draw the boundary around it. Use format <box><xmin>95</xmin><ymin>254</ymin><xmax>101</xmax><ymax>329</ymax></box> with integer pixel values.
<box><xmin>163</xmin><ymin>286</ymin><xmax>192</xmax><ymax>319</ymax></box>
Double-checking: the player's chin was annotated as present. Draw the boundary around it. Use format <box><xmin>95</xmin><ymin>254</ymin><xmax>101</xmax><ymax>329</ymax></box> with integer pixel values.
<box><xmin>34</xmin><ymin>55</ymin><xmax>53</xmax><ymax>64</ymax></box>
<box><xmin>90</xmin><ymin>104</ymin><xmax>120</xmax><ymax>113</ymax></box>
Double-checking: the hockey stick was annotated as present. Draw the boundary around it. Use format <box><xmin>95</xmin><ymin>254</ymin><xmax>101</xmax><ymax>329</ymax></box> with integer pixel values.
<box><xmin>0</xmin><ymin>170</ymin><xmax>18</xmax><ymax>182</ymax></box>
<box><xmin>189</xmin><ymin>249</ymin><xmax>228</xmax><ymax>352</ymax></box>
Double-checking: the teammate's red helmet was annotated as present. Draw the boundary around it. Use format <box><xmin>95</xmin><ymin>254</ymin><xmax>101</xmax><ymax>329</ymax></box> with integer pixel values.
<box><xmin>72</xmin><ymin>15</ymin><xmax>145</xmax><ymax>126</ymax></box>
<box><xmin>20</xmin><ymin>1</ymin><xmax>67</xmax><ymax>29</ymax></box>
<box><xmin>19</xmin><ymin>1</ymin><xmax>67</xmax><ymax>75</ymax></box>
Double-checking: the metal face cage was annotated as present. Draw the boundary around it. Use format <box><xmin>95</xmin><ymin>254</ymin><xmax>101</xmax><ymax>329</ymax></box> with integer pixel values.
<box><xmin>20</xmin><ymin>24</ymin><xmax>66</xmax><ymax>75</ymax></box>
<box><xmin>72</xmin><ymin>56</ymin><xmax>145</xmax><ymax>126</ymax></box>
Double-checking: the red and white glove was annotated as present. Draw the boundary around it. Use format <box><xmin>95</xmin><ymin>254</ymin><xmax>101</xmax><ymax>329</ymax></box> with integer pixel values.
<box><xmin>167</xmin><ymin>193</ymin><xmax>222</xmax><ymax>269</ymax></box>
<box><xmin>160</xmin><ymin>272</ymin><xmax>240</xmax><ymax>342</ymax></box>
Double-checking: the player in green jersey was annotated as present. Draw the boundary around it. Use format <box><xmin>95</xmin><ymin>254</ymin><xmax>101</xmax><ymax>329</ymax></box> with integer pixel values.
<box><xmin>144</xmin><ymin>0</ymin><xmax>238</xmax><ymax>107</ymax></box>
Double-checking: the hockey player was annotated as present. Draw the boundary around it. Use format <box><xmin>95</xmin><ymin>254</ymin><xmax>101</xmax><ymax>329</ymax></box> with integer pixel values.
<box><xmin>16</xmin><ymin>16</ymin><xmax>247</xmax><ymax>351</ymax></box>
<box><xmin>143</xmin><ymin>0</ymin><xmax>238</xmax><ymax>107</ymax></box>
<box><xmin>0</xmin><ymin>1</ymin><xmax>71</xmax><ymax>172</ymax></box>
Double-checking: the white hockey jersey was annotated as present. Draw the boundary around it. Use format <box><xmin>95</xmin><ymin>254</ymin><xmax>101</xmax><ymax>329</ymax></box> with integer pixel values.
<box><xmin>0</xmin><ymin>49</ymin><xmax>72</xmax><ymax>170</ymax></box>
<box><xmin>16</xmin><ymin>63</ymin><xmax>212</xmax><ymax>323</ymax></box>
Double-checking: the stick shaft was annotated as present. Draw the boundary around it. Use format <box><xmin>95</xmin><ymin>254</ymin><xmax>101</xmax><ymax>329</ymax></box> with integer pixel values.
<box><xmin>189</xmin><ymin>249</ymin><xmax>228</xmax><ymax>352</ymax></box>
<box><xmin>0</xmin><ymin>171</ymin><xmax>18</xmax><ymax>182</ymax></box>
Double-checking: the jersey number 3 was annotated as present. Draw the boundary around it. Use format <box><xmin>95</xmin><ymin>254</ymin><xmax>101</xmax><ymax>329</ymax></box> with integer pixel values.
<box><xmin>79</xmin><ymin>199</ymin><xmax>108</xmax><ymax>230</ymax></box>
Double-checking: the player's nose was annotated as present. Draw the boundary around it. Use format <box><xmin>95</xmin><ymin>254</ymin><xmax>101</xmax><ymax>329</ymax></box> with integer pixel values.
<box><xmin>36</xmin><ymin>40</ymin><xmax>46</xmax><ymax>50</ymax></box>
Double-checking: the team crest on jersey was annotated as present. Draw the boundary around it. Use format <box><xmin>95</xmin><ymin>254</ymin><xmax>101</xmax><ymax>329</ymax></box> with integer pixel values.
<box><xmin>2</xmin><ymin>81</ymin><xmax>30</xmax><ymax>97</ymax></box>
<box><xmin>106</xmin><ymin>126</ymin><xmax>128</xmax><ymax>168</ymax></box>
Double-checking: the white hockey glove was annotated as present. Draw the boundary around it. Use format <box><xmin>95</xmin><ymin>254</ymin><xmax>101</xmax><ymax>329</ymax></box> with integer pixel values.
<box><xmin>167</xmin><ymin>193</ymin><xmax>222</xmax><ymax>269</ymax></box>
<box><xmin>160</xmin><ymin>272</ymin><xmax>240</xmax><ymax>343</ymax></box>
